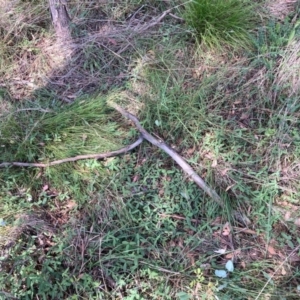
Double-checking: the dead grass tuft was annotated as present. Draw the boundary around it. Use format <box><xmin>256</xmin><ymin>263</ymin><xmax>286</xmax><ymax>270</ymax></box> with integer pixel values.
<box><xmin>0</xmin><ymin>1</ymin><xmax>178</xmax><ymax>102</ymax></box>
<box><xmin>0</xmin><ymin>213</ymin><xmax>55</xmax><ymax>251</ymax></box>
<box><xmin>0</xmin><ymin>0</ymin><xmax>49</xmax><ymax>36</ymax></box>
<box><xmin>266</xmin><ymin>0</ymin><xmax>298</xmax><ymax>20</ymax></box>
<box><xmin>275</xmin><ymin>40</ymin><xmax>300</xmax><ymax>97</ymax></box>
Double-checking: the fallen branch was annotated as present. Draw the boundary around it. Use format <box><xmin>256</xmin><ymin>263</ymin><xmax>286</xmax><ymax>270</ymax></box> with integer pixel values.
<box><xmin>0</xmin><ymin>136</ymin><xmax>143</xmax><ymax>168</ymax></box>
<box><xmin>0</xmin><ymin>103</ymin><xmax>223</xmax><ymax>206</ymax></box>
<box><xmin>110</xmin><ymin>103</ymin><xmax>224</xmax><ymax>207</ymax></box>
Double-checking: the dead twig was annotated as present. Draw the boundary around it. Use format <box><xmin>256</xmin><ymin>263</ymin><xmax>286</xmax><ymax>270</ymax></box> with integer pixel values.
<box><xmin>110</xmin><ymin>102</ymin><xmax>224</xmax><ymax>207</ymax></box>
<box><xmin>0</xmin><ymin>136</ymin><xmax>143</xmax><ymax>168</ymax></box>
<box><xmin>133</xmin><ymin>7</ymin><xmax>173</xmax><ymax>33</ymax></box>
<box><xmin>159</xmin><ymin>213</ymin><xmax>201</xmax><ymax>224</ymax></box>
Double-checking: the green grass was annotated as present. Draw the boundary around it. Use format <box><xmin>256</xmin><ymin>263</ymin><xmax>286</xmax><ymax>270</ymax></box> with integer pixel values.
<box><xmin>1</xmin><ymin>0</ymin><xmax>300</xmax><ymax>299</ymax></box>
<box><xmin>183</xmin><ymin>0</ymin><xmax>259</xmax><ymax>49</ymax></box>
<box><xmin>0</xmin><ymin>96</ymin><xmax>127</xmax><ymax>210</ymax></box>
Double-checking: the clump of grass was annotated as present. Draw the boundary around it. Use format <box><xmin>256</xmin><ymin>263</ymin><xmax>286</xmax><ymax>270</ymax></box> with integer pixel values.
<box><xmin>184</xmin><ymin>0</ymin><xmax>259</xmax><ymax>49</ymax></box>
<box><xmin>0</xmin><ymin>96</ymin><xmax>122</xmax><ymax>161</ymax></box>
<box><xmin>0</xmin><ymin>95</ymin><xmax>127</xmax><ymax>202</ymax></box>
<box><xmin>125</xmin><ymin>37</ymin><xmax>300</xmax><ymax>296</ymax></box>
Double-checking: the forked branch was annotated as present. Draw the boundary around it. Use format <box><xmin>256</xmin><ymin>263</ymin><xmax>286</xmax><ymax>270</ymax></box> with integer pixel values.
<box><xmin>110</xmin><ymin>103</ymin><xmax>224</xmax><ymax>207</ymax></box>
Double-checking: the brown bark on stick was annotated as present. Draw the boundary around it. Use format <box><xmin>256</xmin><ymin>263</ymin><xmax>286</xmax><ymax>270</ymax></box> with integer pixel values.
<box><xmin>110</xmin><ymin>103</ymin><xmax>224</xmax><ymax>207</ymax></box>
<box><xmin>48</xmin><ymin>0</ymin><xmax>71</xmax><ymax>40</ymax></box>
<box><xmin>0</xmin><ymin>136</ymin><xmax>144</xmax><ymax>168</ymax></box>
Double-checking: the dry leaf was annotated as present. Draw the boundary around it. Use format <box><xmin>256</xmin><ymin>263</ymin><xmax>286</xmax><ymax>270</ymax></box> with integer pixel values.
<box><xmin>267</xmin><ymin>245</ymin><xmax>276</xmax><ymax>256</ymax></box>
<box><xmin>211</xmin><ymin>216</ymin><xmax>222</xmax><ymax>226</ymax></box>
<box><xmin>186</xmin><ymin>252</ymin><xmax>195</xmax><ymax>266</ymax></box>
<box><xmin>234</xmin><ymin>227</ymin><xmax>256</xmax><ymax>235</ymax></box>
<box><xmin>225</xmin><ymin>184</ymin><xmax>235</xmax><ymax>191</ymax></box>
<box><xmin>240</xmin><ymin>113</ymin><xmax>249</xmax><ymax>120</ymax></box>
<box><xmin>132</xmin><ymin>174</ymin><xmax>140</xmax><ymax>182</ymax></box>
<box><xmin>66</xmin><ymin>94</ymin><xmax>77</xmax><ymax>99</ymax></box>
<box><xmin>294</xmin><ymin>218</ymin><xmax>300</xmax><ymax>227</ymax></box>
<box><xmin>108</xmin><ymin>38</ymin><xmax>117</xmax><ymax>46</ymax></box>
<box><xmin>220</xmin><ymin>168</ymin><xmax>230</xmax><ymax>176</ymax></box>
<box><xmin>42</xmin><ymin>185</ymin><xmax>49</xmax><ymax>191</ymax></box>
<box><xmin>284</xmin><ymin>211</ymin><xmax>291</xmax><ymax>221</ymax></box>
<box><xmin>147</xmin><ymin>50</ymin><xmax>155</xmax><ymax>60</ymax></box>
<box><xmin>222</xmin><ymin>222</ymin><xmax>231</xmax><ymax>236</ymax></box>
<box><xmin>212</xmin><ymin>159</ymin><xmax>218</xmax><ymax>168</ymax></box>
<box><xmin>187</xmin><ymin>145</ymin><xmax>196</xmax><ymax>155</ymax></box>
<box><xmin>225</xmin><ymin>252</ymin><xmax>234</xmax><ymax>259</ymax></box>
<box><xmin>214</xmin><ymin>249</ymin><xmax>226</xmax><ymax>254</ymax></box>
<box><xmin>204</xmin><ymin>152</ymin><xmax>214</xmax><ymax>160</ymax></box>
<box><xmin>177</xmin><ymin>237</ymin><xmax>184</xmax><ymax>249</ymax></box>
<box><xmin>65</xmin><ymin>200</ymin><xmax>77</xmax><ymax>209</ymax></box>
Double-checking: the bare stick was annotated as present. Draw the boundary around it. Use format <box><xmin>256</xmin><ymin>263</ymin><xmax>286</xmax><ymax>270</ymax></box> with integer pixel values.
<box><xmin>0</xmin><ymin>136</ymin><xmax>143</xmax><ymax>168</ymax></box>
<box><xmin>159</xmin><ymin>213</ymin><xmax>200</xmax><ymax>224</ymax></box>
<box><xmin>110</xmin><ymin>103</ymin><xmax>224</xmax><ymax>207</ymax></box>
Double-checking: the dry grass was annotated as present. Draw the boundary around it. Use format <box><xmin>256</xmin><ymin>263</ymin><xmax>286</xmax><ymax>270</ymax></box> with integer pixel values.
<box><xmin>0</xmin><ymin>0</ymin><xmax>50</xmax><ymax>99</ymax></box>
<box><xmin>0</xmin><ymin>0</ymin><xmax>180</xmax><ymax>102</ymax></box>
<box><xmin>266</xmin><ymin>0</ymin><xmax>298</xmax><ymax>20</ymax></box>
<box><xmin>0</xmin><ymin>213</ymin><xmax>55</xmax><ymax>250</ymax></box>
<box><xmin>275</xmin><ymin>39</ymin><xmax>300</xmax><ymax>97</ymax></box>
<box><xmin>265</xmin><ymin>0</ymin><xmax>300</xmax><ymax>98</ymax></box>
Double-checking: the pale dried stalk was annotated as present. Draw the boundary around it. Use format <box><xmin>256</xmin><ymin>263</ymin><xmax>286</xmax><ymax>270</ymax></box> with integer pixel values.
<box><xmin>0</xmin><ymin>136</ymin><xmax>143</xmax><ymax>168</ymax></box>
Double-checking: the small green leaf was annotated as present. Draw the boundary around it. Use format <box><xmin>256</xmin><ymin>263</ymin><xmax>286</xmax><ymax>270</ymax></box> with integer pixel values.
<box><xmin>177</xmin><ymin>291</ymin><xmax>191</xmax><ymax>300</ymax></box>
<box><xmin>180</xmin><ymin>191</ymin><xmax>190</xmax><ymax>200</ymax></box>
